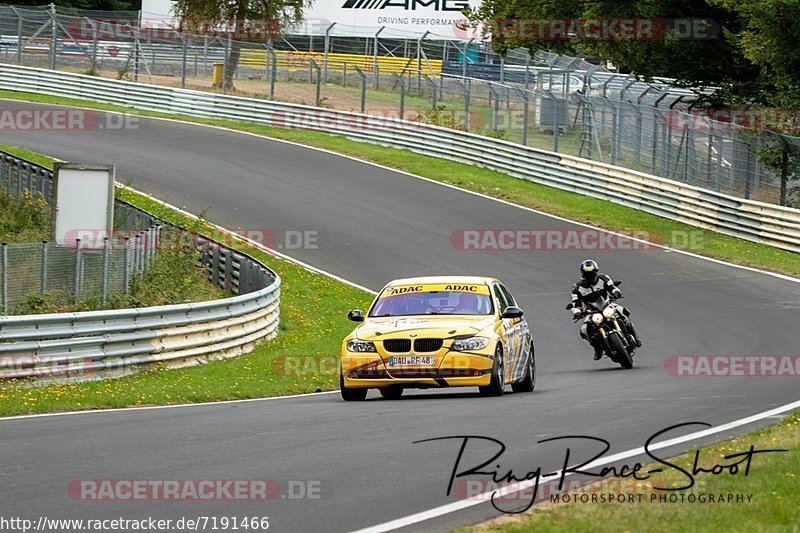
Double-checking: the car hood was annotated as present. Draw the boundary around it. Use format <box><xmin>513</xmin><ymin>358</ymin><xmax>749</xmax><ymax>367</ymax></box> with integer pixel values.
<box><xmin>354</xmin><ymin>315</ymin><xmax>495</xmax><ymax>340</ymax></box>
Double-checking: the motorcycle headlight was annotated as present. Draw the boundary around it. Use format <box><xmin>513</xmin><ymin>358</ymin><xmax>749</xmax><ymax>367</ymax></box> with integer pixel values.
<box><xmin>591</xmin><ymin>313</ymin><xmax>604</xmax><ymax>325</ymax></box>
<box><xmin>451</xmin><ymin>337</ymin><xmax>490</xmax><ymax>352</ymax></box>
<box><xmin>602</xmin><ymin>307</ymin><xmax>616</xmax><ymax>319</ymax></box>
<box><xmin>346</xmin><ymin>339</ymin><xmax>377</xmax><ymax>353</ymax></box>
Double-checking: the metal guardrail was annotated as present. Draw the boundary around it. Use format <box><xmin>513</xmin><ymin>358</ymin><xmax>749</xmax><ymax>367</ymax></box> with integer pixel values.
<box><xmin>0</xmin><ymin>154</ymin><xmax>281</xmax><ymax>380</ymax></box>
<box><xmin>0</xmin><ymin>65</ymin><xmax>795</xmax><ymax>253</ymax></box>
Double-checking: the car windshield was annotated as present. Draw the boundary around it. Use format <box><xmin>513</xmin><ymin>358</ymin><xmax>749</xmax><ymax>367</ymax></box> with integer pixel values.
<box><xmin>369</xmin><ymin>290</ymin><xmax>494</xmax><ymax>317</ymax></box>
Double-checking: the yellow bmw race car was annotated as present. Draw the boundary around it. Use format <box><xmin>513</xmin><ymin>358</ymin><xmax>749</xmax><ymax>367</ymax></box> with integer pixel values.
<box><xmin>340</xmin><ymin>276</ymin><xmax>535</xmax><ymax>401</ymax></box>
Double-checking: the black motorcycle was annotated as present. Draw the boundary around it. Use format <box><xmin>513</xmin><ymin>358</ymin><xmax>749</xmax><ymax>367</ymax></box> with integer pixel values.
<box><xmin>569</xmin><ymin>282</ymin><xmax>637</xmax><ymax>369</ymax></box>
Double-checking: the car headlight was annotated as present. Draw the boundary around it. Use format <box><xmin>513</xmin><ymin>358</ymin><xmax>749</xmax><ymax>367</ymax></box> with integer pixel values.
<box><xmin>591</xmin><ymin>313</ymin><xmax>604</xmax><ymax>325</ymax></box>
<box><xmin>602</xmin><ymin>306</ymin><xmax>616</xmax><ymax>319</ymax></box>
<box><xmin>346</xmin><ymin>339</ymin><xmax>377</xmax><ymax>353</ymax></box>
<box><xmin>451</xmin><ymin>337</ymin><xmax>490</xmax><ymax>352</ymax></box>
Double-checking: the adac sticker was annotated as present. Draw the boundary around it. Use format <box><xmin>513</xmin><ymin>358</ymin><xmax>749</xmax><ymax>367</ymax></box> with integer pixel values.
<box><xmin>379</xmin><ymin>283</ymin><xmax>490</xmax><ymax>297</ymax></box>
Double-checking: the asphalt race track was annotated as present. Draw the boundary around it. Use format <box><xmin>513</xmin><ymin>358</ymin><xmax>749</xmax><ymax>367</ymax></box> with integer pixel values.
<box><xmin>0</xmin><ymin>101</ymin><xmax>798</xmax><ymax>532</ymax></box>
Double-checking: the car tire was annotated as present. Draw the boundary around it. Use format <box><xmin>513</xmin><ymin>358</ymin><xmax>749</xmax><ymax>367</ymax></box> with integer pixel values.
<box><xmin>378</xmin><ymin>385</ymin><xmax>404</xmax><ymax>400</ymax></box>
<box><xmin>479</xmin><ymin>344</ymin><xmax>505</xmax><ymax>397</ymax></box>
<box><xmin>340</xmin><ymin>372</ymin><xmax>367</xmax><ymax>401</ymax></box>
<box><xmin>511</xmin><ymin>341</ymin><xmax>535</xmax><ymax>393</ymax></box>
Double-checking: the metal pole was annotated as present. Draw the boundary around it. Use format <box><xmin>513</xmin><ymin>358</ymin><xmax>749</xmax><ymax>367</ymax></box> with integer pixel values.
<box><xmin>223</xmin><ymin>32</ymin><xmax>232</xmax><ymax>92</ymax></box>
<box><xmin>489</xmin><ymin>86</ymin><xmax>499</xmax><ymax>132</ymax></box>
<box><xmin>266</xmin><ymin>42</ymin><xmax>276</xmax><ymax>99</ymax></box>
<box><xmin>463</xmin><ymin>81</ymin><xmax>470</xmax><ymax>130</ymax></box>
<box><xmin>147</xmin><ymin>226</ymin><xmax>154</xmax><ymax>267</ymax></box>
<box><xmin>780</xmin><ymin>142</ymin><xmax>789</xmax><ymax>206</ymax></box>
<box><xmin>323</xmin><ymin>22</ymin><xmax>335</xmax><ymax>83</ymax></box>
<box><xmin>134</xmin><ymin>13</ymin><xmax>141</xmax><ymax>82</ymax></box>
<box><xmin>203</xmin><ymin>34</ymin><xmax>208</xmax><ymax>76</ymax></box>
<box><xmin>373</xmin><ymin>27</ymin><xmax>384</xmax><ymax>89</ymax></box>
<box><xmin>180</xmin><ymin>34</ymin><xmax>188</xmax><ymax>88</ymax></box>
<box><xmin>353</xmin><ymin>65</ymin><xmax>367</xmax><ymax>113</ymax></box>
<box><xmin>392</xmin><ymin>73</ymin><xmax>405</xmax><ymax>119</ymax></box>
<box><xmin>308</xmin><ymin>58</ymin><xmax>321</xmax><ymax>104</ymax></box>
<box><xmin>123</xmin><ymin>237</ymin><xmax>130</xmax><ymax>294</ymax></box>
<box><xmin>41</xmin><ymin>240</ymin><xmax>48</xmax><ymax>294</ymax></box>
<box><xmin>520</xmin><ymin>91</ymin><xmax>529</xmax><ymax>145</ymax></box>
<box><xmin>552</xmin><ymin>95</ymin><xmax>560</xmax><ymax>152</ymax></box>
<box><xmin>102</xmin><ymin>237</ymin><xmax>110</xmax><ymax>305</ymax></box>
<box><xmin>14</xmin><ymin>7</ymin><xmax>22</xmax><ymax>64</ymax></box>
<box><xmin>1</xmin><ymin>243</ymin><xmax>7</xmax><ymax>314</ymax></box>
<box><xmin>135</xmin><ymin>233</ymin><xmax>142</xmax><ymax>276</ymax></box>
<box><xmin>416</xmin><ymin>31</ymin><xmax>429</xmax><ymax>93</ymax></box>
<box><xmin>89</xmin><ymin>19</ymin><xmax>98</xmax><ymax>70</ymax></box>
<box><xmin>73</xmin><ymin>239</ymin><xmax>82</xmax><ymax>300</ymax></box>
<box><xmin>524</xmin><ymin>54</ymin><xmax>530</xmax><ymax>89</ymax></box>
<box><xmin>49</xmin><ymin>3</ymin><xmax>57</xmax><ymax>70</ymax></box>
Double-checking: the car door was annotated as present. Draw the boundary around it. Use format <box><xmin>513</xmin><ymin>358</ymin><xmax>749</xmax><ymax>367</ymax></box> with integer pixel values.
<box><xmin>498</xmin><ymin>283</ymin><xmax>525</xmax><ymax>380</ymax></box>
<box><xmin>493</xmin><ymin>283</ymin><xmax>516</xmax><ymax>381</ymax></box>
<box><xmin>502</xmin><ymin>284</ymin><xmax>532</xmax><ymax>380</ymax></box>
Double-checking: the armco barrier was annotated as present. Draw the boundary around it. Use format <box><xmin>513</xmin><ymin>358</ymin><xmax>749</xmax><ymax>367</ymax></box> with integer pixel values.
<box><xmin>0</xmin><ymin>162</ymin><xmax>281</xmax><ymax>381</ymax></box>
<box><xmin>0</xmin><ymin>64</ymin><xmax>797</xmax><ymax>253</ymax></box>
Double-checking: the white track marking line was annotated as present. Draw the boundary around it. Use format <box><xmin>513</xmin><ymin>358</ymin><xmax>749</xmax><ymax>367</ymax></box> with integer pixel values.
<box><xmin>0</xmin><ymin>390</ymin><xmax>340</xmax><ymax>422</ymax></box>
<box><xmin>350</xmin><ymin>399</ymin><xmax>800</xmax><ymax>533</ymax></box>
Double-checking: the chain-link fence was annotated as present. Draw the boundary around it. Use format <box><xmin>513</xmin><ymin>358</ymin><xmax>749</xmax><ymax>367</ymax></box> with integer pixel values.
<box><xmin>0</xmin><ymin>151</ymin><xmax>162</xmax><ymax>314</ymax></box>
<box><xmin>0</xmin><ymin>4</ymin><xmax>798</xmax><ymax>206</ymax></box>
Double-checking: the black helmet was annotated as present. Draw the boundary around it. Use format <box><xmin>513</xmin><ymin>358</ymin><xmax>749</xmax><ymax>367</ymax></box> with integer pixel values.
<box><xmin>580</xmin><ymin>259</ymin><xmax>599</xmax><ymax>283</ymax></box>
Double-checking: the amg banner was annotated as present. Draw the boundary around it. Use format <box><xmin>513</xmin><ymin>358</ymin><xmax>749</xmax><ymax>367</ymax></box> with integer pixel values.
<box><xmin>140</xmin><ymin>0</ymin><xmax>483</xmax><ymax>38</ymax></box>
<box><xmin>306</xmin><ymin>0</ymin><xmax>483</xmax><ymax>37</ymax></box>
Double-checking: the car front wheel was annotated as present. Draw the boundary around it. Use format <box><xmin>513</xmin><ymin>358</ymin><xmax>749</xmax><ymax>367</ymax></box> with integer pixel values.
<box><xmin>479</xmin><ymin>344</ymin><xmax>505</xmax><ymax>397</ymax></box>
<box><xmin>340</xmin><ymin>372</ymin><xmax>367</xmax><ymax>401</ymax></box>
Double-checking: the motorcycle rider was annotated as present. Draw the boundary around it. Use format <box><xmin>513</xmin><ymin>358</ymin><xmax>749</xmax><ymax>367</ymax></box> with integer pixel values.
<box><xmin>566</xmin><ymin>259</ymin><xmax>642</xmax><ymax>360</ymax></box>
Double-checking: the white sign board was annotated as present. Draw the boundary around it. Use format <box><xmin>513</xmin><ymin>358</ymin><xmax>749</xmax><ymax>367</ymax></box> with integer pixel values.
<box><xmin>301</xmin><ymin>0</ymin><xmax>483</xmax><ymax>38</ymax></box>
<box><xmin>140</xmin><ymin>0</ymin><xmax>482</xmax><ymax>38</ymax></box>
<box><xmin>53</xmin><ymin>164</ymin><xmax>115</xmax><ymax>248</ymax></box>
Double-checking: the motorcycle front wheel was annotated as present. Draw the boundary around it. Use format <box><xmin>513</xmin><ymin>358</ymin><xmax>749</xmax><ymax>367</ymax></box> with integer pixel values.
<box><xmin>608</xmin><ymin>332</ymin><xmax>633</xmax><ymax>369</ymax></box>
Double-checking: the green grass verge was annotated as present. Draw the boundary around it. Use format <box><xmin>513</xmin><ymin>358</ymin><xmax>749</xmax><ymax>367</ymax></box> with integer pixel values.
<box><xmin>0</xmin><ymin>147</ymin><xmax>372</xmax><ymax>415</ymax></box>
<box><xmin>457</xmin><ymin>411</ymin><xmax>799</xmax><ymax>532</ymax></box>
<box><xmin>0</xmin><ymin>89</ymin><xmax>796</xmax><ymax>276</ymax></box>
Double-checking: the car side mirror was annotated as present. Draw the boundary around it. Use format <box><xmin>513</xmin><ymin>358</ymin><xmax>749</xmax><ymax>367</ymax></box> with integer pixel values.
<box><xmin>614</xmin><ymin>280</ymin><xmax>622</xmax><ymax>286</ymax></box>
<box><xmin>565</xmin><ymin>303</ymin><xmax>573</xmax><ymax>310</ymax></box>
<box><xmin>501</xmin><ymin>306</ymin><xmax>524</xmax><ymax>319</ymax></box>
<box><xmin>347</xmin><ymin>309</ymin><xmax>365</xmax><ymax>322</ymax></box>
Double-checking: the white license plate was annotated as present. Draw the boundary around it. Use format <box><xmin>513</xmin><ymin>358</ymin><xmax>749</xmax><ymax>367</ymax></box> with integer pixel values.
<box><xmin>388</xmin><ymin>356</ymin><xmax>436</xmax><ymax>366</ymax></box>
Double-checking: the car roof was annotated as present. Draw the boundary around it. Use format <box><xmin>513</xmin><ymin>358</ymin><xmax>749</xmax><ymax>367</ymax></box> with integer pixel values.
<box><xmin>385</xmin><ymin>275</ymin><xmax>498</xmax><ymax>287</ymax></box>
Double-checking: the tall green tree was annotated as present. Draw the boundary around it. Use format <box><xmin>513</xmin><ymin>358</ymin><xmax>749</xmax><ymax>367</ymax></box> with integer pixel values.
<box><xmin>173</xmin><ymin>0</ymin><xmax>312</xmax><ymax>89</ymax></box>
<box><xmin>712</xmin><ymin>0</ymin><xmax>800</xmax><ymax>110</ymax></box>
